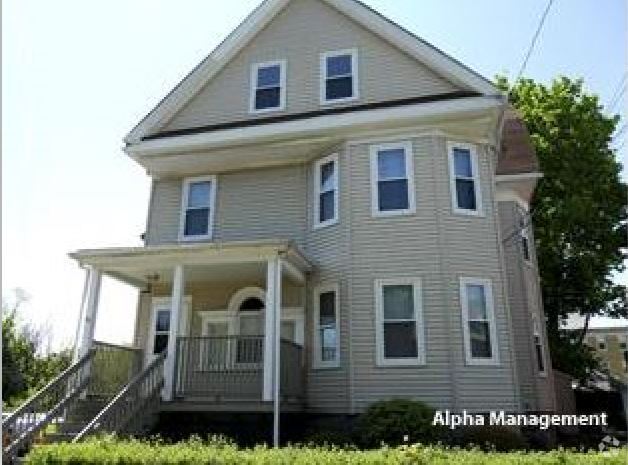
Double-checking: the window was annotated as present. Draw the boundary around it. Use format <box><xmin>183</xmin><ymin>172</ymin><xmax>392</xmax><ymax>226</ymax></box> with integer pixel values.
<box><xmin>597</xmin><ymin>337</ymin><xmax>607</xmax><ymax>351</ymax></box>
<box><xmin>460</xmin><ymin>278</ymin><xmax>498</xmax><ymax>365</ymax></box>
<box><xmin>623</xmin><ymin>350</ymin><xmax>628</xmax><ymax>372</ymax></box>
<box><xmin>370</xmin><ymin>141</ymin><xmax>415</xmax><ymax>216</ymax></box>
<box><xmin>532</xmin><ymin>316</ymin><xmax>546</xmax><ymax>374</ymax></box>
<box><xmin>314</xmin><ymin>154</ymin><xmax>339</xmax><ymax>228</ymax></box>
<box><xmin>375</xmin><ymin>278</ymin><xmax>424</xmax><ymax>366</ymax></box>
<box><xmin>313</xmin><ymin>284</ymin><xmax>340</xmax><ymax>368</ymax></box>
<box><xmin>448</xmin><ymin>142</ymin><xmax>482</xmax><ymax>215</ymax></box>
<box><xmin>520</xmin><ymin>224</ymin><xmax>531</xmax><ymax>261</ymax></box>
<box><xmin>320</xmin><ymin>49</ymin><xmax>358</xmax><ymax>104</ymax></box>
<box><xmin>152</xmin><ymin>309</ymin><xmax>170</xmax><ymax>355</ymax></box>
<box><xmin>180</xmin><ymin>176</ymin><xmax>216</xmax><ymax>240</ymax></box>
<box><xmin>250</xmin><ymin>60</ymin><xmax>286</xmax><ymax>112</ymax></box>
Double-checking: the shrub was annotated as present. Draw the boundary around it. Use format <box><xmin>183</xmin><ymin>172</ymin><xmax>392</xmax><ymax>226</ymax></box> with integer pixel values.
<box><xmin>301</xmin><ymin>428</ymin><xmax>355</xmax><ymax>447</ymax></box>
<box><xmin>354</xmin><ymin>398</ymin><xmax>443</xmax><ymax>447</ymax></box>
<box><xmin>457</xmin><ymin>425</ymin><xmax>528</xmax><ymax>451</ymax></box>
<box><xmin>24</xmin><ymin>438</ymin><xmax>626</xmax><ymax>465</ymax></box>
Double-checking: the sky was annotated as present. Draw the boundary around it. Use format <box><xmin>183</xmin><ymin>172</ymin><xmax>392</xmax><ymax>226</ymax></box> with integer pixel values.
<box><xmin>2</xmin><ymin>0</ymin><xmax>627</xmax><ymax>350</ymax></box>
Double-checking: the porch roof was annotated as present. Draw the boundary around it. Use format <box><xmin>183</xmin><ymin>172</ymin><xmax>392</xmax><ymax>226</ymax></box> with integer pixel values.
<box><xmin>69</xmin><ymin>239</ymin><xmax>312</xmax><ymax>287</ymax></box>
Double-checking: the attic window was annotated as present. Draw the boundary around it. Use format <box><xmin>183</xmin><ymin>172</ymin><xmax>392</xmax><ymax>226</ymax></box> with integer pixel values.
<box><xmin>321</xmin><ymin>49</ymin><xmax>358</xmax><ymax>104</ymax></box>
<box><xmin>250</xmin><ymin>60</ymin><xmax>286</xmax><ymax>113</ymax></box>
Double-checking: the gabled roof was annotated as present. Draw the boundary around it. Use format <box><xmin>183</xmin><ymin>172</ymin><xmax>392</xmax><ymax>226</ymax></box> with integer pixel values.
<box><xmin>125</xmin><ymin>0</ymin><xmax>500</xmax><ymax>145</ymax></box>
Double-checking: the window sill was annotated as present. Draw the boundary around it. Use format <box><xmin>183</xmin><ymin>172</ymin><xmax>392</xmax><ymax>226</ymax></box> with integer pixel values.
<box><xmin>313</xmin><ymin>218</ymin><xmax>339</xmax><ymax>230</ymax></box>
<box><xmin>371</xmin><ymin>208</ymin><xmax>415</xmax><ymax>218</ymax></box>
<box><xmin>376</xmin><ymin>359</ymin><xmax>426</xmax><ymax>367</ymax></box>
<box><xmin>452</xmin><ymin>207</ymin><xmax>484</xmax><ymax>217</ymax></box>
<box><xmin>320</xmin><ymin>95</ymin><xmax>359</xmax><ymax>106</ymax></box>
<box><xmin>249</xmin><ymin>106</ymin><xmax>285</xmax><ymax>115</ymax></box>
<box><xmin>179</xmin><ymin>234</ymin><xmax>213</xmax><ymax>242</ymax></box>
<box><xmin>312</xmin><ymin>363</ymin><xmax>341</xmax><ymax>370</ymax></box>
<box><xmin>464</xmin><ymin>359</ymin><xmax>500</xmax><ymax>367</ymax></box>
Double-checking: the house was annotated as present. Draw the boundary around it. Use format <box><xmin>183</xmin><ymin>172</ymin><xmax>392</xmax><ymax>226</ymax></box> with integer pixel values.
<box><xmin>2</xmin><ymin>0</ymin><xmax>557</xmax><ymax>454</ymax></box>
<box><xmin>584</xmin><ymin>327</ymin><xmax>628</xmax><ymax>382</ymax></box>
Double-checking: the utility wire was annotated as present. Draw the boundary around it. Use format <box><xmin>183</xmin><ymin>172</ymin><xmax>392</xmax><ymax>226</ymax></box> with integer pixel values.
<box><xmin>515</xmin><ymin>0</ymin><xmax>556</xmax><ymax>81</ymax></box>
<box><xmin>607</xmin><ymin>72</ymin><xmax>627</xmax><ymax>113</ymax></box>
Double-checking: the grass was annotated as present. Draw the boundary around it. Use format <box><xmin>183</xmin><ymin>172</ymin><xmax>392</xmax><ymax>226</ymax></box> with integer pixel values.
<box><xmin>24</xmin><ymin>436</ymin><xmax>627</xmax><ymax>464</ymax></box>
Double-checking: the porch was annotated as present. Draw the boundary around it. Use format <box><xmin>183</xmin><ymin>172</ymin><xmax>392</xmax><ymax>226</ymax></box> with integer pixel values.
<box><xmin>69</xmin><ymin>240</ymin><xmax>312</xmax><ymax>409</ymax></box>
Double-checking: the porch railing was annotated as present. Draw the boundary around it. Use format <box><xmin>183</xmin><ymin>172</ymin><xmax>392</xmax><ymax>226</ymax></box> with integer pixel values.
<box><xmin>87</xmin><ymin>341</ymin><xmax>142</xmax><ymax>397</ymax></box>
<box><xmin>174</xmin><ymin>336</ymin><xmax>304</xmax><ymax>401</ymax></box>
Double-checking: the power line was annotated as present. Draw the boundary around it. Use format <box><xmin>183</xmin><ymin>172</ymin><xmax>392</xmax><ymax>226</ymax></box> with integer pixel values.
<box><xmin>516</xmin><ymin>0</ymin><xmax>556</xmax><ymax>81</ymax></box>
<box><xmin>607</xmin><ymin>72</ymin><xmax>627</xmax><ymax>112</ymax></box>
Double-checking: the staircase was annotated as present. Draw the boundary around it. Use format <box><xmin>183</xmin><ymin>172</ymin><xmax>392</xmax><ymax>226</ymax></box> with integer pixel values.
<box><xmin>2</xmin><ymin>343</ymin><xmax>165</xmax><ymax>464</ymax></box>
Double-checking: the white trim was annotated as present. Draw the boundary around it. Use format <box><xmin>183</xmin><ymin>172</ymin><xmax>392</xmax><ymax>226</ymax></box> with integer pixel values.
<box><xmin>495</xmin><ymin>173</ymin><xmax>543</xmax><ymax>182</ymax></box>
<box><xmin>126</xmin><ymin>96</ymin><xmax>503</xmax><ymax>158</ymax></box>
<box><xmin>313</xmin><ymin>283</ymin><xmax>340</xmax><ymax>369</ymax></box>
<box><xmin>146</xmin><ymin>296</ymin><xmax>192</xmax><ymax>366</ymax></box>
<box><xmin>447</xmin><ymin>141</ymin><xmax>483</xmax><ymax>216</ymax></box>
<box><xmin>320</xmin><ymin>48</ymin><xmax>359</xmax><ymax>105</ymax></box>
<box><xmin>249</xmin><ymin>59</ymin><xmax>287</xmax><ymax>114</ymax></box>
<box><xmin>531</xmin><ymin>314</ymin><xmax>547</xmax><ymax>377</ymax></box>
<box><xmin>369</xmin><ymin>141</ymin><xmax>416</xmax><ymax>217</ymax></box>
<box><xmin>178</xmin><ymin>175</ymin><xmax>217</xmax><ymax>241</ymax></box>
<box><xmin>374</xmin><ymin>278</ymin><xmax>425</xmax><ymax>366</ymax></box>
<box><xmin>459</xmin><ymin>277</ymin><xmax>499</xmax><ymax>366</ymax></box>
<box><xmin>313</xmin><ymin>153</ymin><xmax>339</xmax><ymax>229</ymax></box>
<box><xmin>124</xmin><ymin>0</ymin><xmax>498</xmax><ymax>144</ymax></box>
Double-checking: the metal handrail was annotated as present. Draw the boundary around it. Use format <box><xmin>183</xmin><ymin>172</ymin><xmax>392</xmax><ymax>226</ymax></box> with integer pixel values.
<box><xmin>2</xmin><ymin>349</ymin><xmax>95</xmax><ymax>460</ymax></box>
<box><xmin>73</xmin><ymin>351</ymin><xmax>166</xmax><ymax>442</ymax></box>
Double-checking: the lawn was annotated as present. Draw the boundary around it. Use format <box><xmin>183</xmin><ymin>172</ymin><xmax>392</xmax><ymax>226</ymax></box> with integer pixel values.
<box><xmin>24</xmin><ymin>437</ymin><xmax>626</xmax><ymax>464</ymax></box>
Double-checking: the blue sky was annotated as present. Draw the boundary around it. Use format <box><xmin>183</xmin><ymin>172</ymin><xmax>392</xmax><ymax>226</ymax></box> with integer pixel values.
<box><xmin>2</xmin><ymin>0</ymin><xmax>626</xmax><ymax>349</ymax></box>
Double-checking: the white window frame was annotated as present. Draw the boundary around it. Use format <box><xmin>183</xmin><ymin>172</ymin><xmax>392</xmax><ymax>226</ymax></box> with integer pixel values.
<box><xmin>313</xmin><ymin>153</ymin><xmax>339</xmax><ymax>229</ymax></box>
<box><xmin>532</xmin><ymin>314</ymin><xmax>547</xmax><ymax>377</ymax></box>
<box><xmin>249</xmin><ymin>60</ymin><xmax>286</xmax><ymax>114</ymax></box>
<box><xmin>369</xmin><ymin>141</ymin><xmax>416</xmax><ymax>217</ymax></box>
<box><xmin>179</xmin><ymin>175</ymin><xmax>217</xmax><ymax>241</ymax></box>
<box><xmin>374</xmin><ymin>278</ymin><xmax>425</xmax><ymax>367</ymax></box>
<box><xmin>459</xmin><ymin>278</ymin><xmax>499</xmax><ymax>366</ymax></box>
<box><xmin>320</xmin><ymin>49</ymin><xmax>359</xmax><ymax>105</ymax></box>
<box><xmin>145</xmin><ymin>297</ymin><xmax>191</xmax><ymax>367</ymax></box>
<box><xmin>597</xmin><ymin>336</ymin><xmax>607</xmax><ymax>351</ymax></box>
<box><xmin>448</xmin><ymin>141</ymin><xmax>483</xmax><ymax>216</ymax></box>
<box><xmin>313</xmin><ymin>283</ymin><xmax>340</xmax><ymax>369</ymax></box>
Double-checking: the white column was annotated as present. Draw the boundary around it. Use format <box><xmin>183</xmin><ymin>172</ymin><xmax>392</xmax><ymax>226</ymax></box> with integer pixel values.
<box><xmin>163</xmin><ymin>264</ymin><xmax>184</xmax><ymax>401</ymax></box>
<box><xmin>272</xmin><ymin>258</ymin><xmax>283</xmax><ymax>447</ymax></box>
<box><xmin>73</xmin><ymin>266</ymin><xmax>102</xmax><ymax>361</ymax></box>
<box><xmin>263</xmin><ymin>257</ymin><xmax>281</xmax><ymax>401</ymax></box>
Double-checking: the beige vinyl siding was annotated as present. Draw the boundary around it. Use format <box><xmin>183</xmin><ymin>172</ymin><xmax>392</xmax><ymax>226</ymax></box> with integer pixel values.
<box><xmin>145</xmin><ymin>164</ymin><xmax>307</xmax><ymax>246</ymax></box>
<box><xmin>498</xmin><ymin>201</ymin><xmax>555</xmax><ymax>412</ymax></box>
<box><xmin>159</xmin><ymin>0</ymin><xmax>458</xmax><ymax>133</ymax></box>
<box><xmin>347</xmin><ymin>136</ymin><xmax>518</xmax><ymax>413</ymax></box>
<box><xmin>303</xmin><ymin>145</ymin><xmax>351</xmax><ymax>413</ymax></box>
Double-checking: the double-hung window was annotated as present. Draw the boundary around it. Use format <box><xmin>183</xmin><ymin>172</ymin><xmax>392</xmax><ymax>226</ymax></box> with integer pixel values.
<box><xmin>314</xmin><ymin>154</ymin><xmax>339</xmax><ymax>228</ymax></box>
<box><xmin>313</xmin><ymin>284</ymin><xmax>340</xmax><ymax>368</ymax></box>
<box><xmin>460</xmin><ymin>278</ymin><xmax>498</xmax><ymax>365</ymax></box>
<box><xmin>250</xmin><ymin>60</ymin><xmax>286</xmax><ymax>113</ymax></box>
<box><xmin>321</xmin><ymin>49</ymin><xmax>358</xmax><ymax>103</ymax></box>
<box><xmin>180</xmin><ymin>176</ymin><xmax>216</xmax><ymax>240</ymax></box>
<box><xmin>375</xmin><ymin>278</ymin><xmax>425</xmax><ymax>366</ymax></box>
<box><xmin>370</xmin><ymin>142</ymin><xmax>415</xmax><ymax>216</ymax></box>
<box><xmin>532</xmin><ymin>316</ymin><xmax>546</xmax><ymax>375</ymax></box>
<box><xmin>448</xmin><ymin>142</ymin><xmax>482</xmax><ymax>215</ymax></box>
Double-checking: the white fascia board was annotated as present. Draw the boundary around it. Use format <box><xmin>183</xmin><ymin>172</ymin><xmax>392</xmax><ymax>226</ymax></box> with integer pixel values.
<box><xmin>126</xmin><ymin>96</ymin><xmax>504</xmax><ymax>158</ymax></box>
<box><xmin>124</xmin><ymin>0</ymin><xmax>290</xmax><ymax>145</ymax></box>
<box><xmin>324</xmin><ymin>0</ymin><xmax>499</xmax><ymax>95</ymax></box>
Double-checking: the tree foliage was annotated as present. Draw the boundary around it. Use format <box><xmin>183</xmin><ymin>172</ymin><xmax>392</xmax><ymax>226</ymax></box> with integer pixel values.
<box><xmin>497</xmin><ymin>76</ymin><xmax>628</xmax><ymax>378</ymax></box>
<box><xmin>2</xmin><ymin>290</ymin><xmax>72</xmax><ymax>407</ymax></box>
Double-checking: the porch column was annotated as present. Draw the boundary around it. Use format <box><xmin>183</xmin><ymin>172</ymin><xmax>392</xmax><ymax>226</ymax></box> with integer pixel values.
<box><xmin>263</xmin><ymin>256</ymin><xmax>282</xmax><ymax>402</ymax></box>
<box><xmin>73</xmin><ymin>266</ymin><xmax>102</xmax><ymax>362</ymax></box>
<box><xmin>163</xmin><ymin>264</ymin><xmax>185</xmax><ymax>401</ymax></box>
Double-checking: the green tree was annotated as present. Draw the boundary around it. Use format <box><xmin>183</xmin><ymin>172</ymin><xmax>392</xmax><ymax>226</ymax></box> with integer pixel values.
<box><xmin>497</xmin><ymin>76</ymin><xmax>628</xmax><ymax>378</ymax></box>
<box><xmin>2</xmin><ymin>290</ymin><xmax>72</xmax><ymax>407</ymax></box>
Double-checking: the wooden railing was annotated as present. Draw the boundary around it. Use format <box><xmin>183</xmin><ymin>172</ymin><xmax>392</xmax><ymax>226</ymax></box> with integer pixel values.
<box><xmin>1</xmin><ymin>350</ymin><xmax>95</xmax><ymax>461</ymax></box>
<box><xmin>88</xmin><ymin>341</ymin><xmax>142</xmax><ymax>397</ymax></box>
<box><xmin>73</xmin><ymin>351</ymin><xmax>166</xmax><ymax>441</ymax></box>
<box><xmin>174</xmin><ymin>336</ymin><xmax>304</xmax><ymax>401</ymax></box>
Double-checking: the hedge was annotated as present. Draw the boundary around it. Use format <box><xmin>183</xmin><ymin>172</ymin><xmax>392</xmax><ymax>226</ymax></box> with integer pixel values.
<box><xmin>24</xmin><ymin>437</ymin><xmax>625</xmax><ymax>465</ymax></box>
